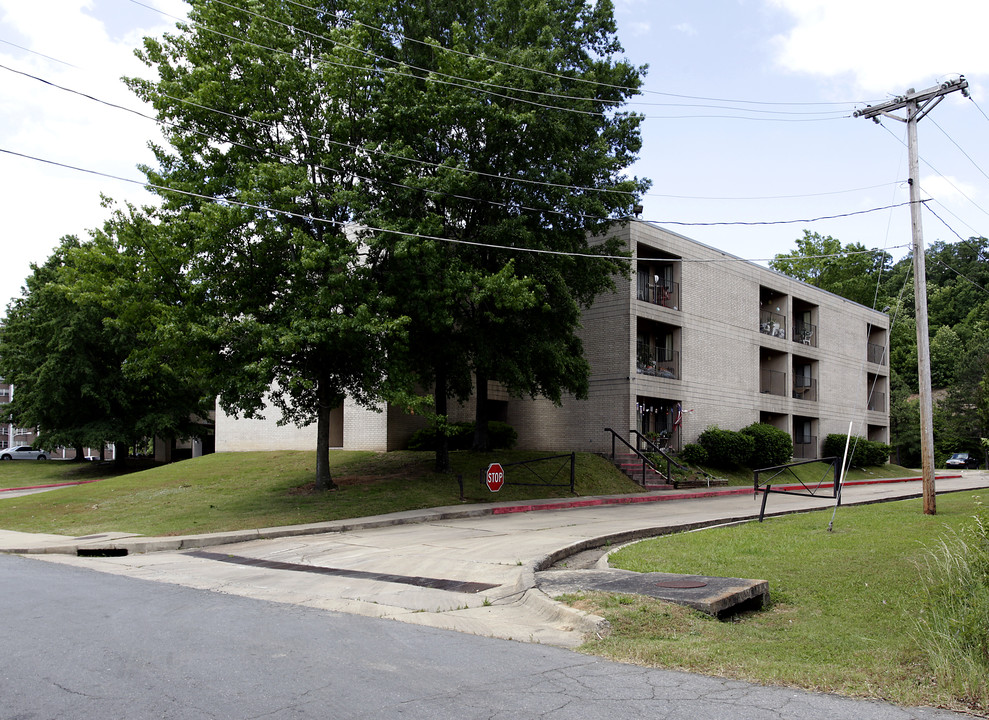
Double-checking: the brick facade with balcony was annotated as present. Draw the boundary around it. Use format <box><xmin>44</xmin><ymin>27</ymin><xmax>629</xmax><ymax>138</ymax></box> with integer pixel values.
<box><xmin>216</xmin><ymin>221</ymin><xmax>890</xmax><ymax>460</ymax></box>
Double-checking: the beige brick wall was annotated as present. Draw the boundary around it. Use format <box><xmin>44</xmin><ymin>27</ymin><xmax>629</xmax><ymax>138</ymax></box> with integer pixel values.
<box><xmin>215</xmin><ymin>221</ymin><xmax>889</xmax><ymax>458</ymax></box>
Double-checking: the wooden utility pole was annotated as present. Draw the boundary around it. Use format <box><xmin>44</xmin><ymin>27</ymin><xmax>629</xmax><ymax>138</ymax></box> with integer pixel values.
<box><xmin>853</xmin><ymin>77</ymin><xmax>969</xmax><ymax>515</ymax></box>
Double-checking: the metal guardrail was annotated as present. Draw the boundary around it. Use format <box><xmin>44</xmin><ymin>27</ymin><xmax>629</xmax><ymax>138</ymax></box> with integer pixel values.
<box><xmin>477</xmin><ymin>453</ymin><xmax>575</xmax><ymax>494</ymax></box>
<box><xmin>753</xmin><ymin>456</ymin><xmax>840</xmax><ymax>521</ymax></box>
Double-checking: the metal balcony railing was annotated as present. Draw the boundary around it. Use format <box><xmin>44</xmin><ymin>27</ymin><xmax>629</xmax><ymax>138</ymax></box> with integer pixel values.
<box><xmin>637</xmin><ymin>281</ymin><xmax>680</xmax><ymax>310</ymax></box>
<box><xmin>868</xmin><ymin>342</ymin><xmax>887</xmax><ymax>365</ymax></box>
<box><xmin>792</xmin><ymin>376</ymin><xmax>817</xmax><ymax>401</ymax></box>
<box><xmin>760</xmin><ymin>310</ymin><xmax>787</xmax><ymax>339</ymax></box>
<box><xmin>793</xmin><ymin>320</ymin><xmax>817</xmax><ymax>347</ymax></box>
<box><xmin>760</xmin><ymin>368</ymin><xmax>787</xmax><ymax>396</ymax></box>
<box><xmin>636</xmin><ymin>343</ymin><xmax>680</xmax><ymax>379</ymax></box>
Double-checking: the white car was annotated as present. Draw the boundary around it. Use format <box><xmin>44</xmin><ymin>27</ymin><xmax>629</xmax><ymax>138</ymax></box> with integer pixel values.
<box><xmin>0</xmin><ymin>446</ymin><xmax>48</xmax><ymax>460</ymax></box>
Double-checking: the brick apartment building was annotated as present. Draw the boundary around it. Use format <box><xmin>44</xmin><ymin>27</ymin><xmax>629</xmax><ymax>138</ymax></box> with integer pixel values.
<box><xmin>216</xmin><ymin>220</ymin><xmax>890</xmax><ymax>458</ymax></box>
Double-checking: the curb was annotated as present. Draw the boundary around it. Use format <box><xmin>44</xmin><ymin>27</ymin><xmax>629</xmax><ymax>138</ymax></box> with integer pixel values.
<box><xmin>0</xmin><ymin>473</ymin><xmax>967</xmax><ymax>556</ymax></box>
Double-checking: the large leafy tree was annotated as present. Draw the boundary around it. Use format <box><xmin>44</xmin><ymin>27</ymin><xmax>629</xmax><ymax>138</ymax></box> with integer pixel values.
<box><xmin>770</xmin><ymin>231</ymin><xmax>894</xmax><ymax>307</ymax></box>
<box><xmin>129</xmin><ymin>0</ymin><xmax>406</xmax><ymax>489</ymax></box>
<box><xmin>0</xmin><ymin>206</ymin><xmax>214</xmax><ymax>465</ymax></box>
<box><xmin>358</xmin><ymin>0</ymin><xmax>648</xmax><ymax>462</ymax></box>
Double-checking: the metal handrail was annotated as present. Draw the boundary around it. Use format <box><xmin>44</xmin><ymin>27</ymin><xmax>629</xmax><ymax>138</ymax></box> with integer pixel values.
<box><xmin>604</xmin><ymin>427</ymin><xmax>672</xmax><ymax>487</ymax></box>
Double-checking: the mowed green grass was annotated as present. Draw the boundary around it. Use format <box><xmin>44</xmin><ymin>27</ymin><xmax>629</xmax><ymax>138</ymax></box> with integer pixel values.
<box><xmin>0</xmin><ymin>450</ymin><xmax>644</xmax><ymax>537</ymax></box>
<box><xmin>561</xmin><ymin>491</ymin><xmax>987</xmax><ymax>713</ymax></box>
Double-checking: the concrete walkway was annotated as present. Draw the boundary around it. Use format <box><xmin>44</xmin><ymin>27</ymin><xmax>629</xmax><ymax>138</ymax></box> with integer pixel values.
<box><xmin>3</xmin><ymin>471</ymin><xmax>987</xmax><ymax>650</ymax></box>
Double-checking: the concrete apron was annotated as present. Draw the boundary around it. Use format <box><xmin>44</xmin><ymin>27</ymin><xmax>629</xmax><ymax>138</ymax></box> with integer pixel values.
<box><xmin>20</xmin><ymin>473</ymin><xmax>989</xmax><ymax>648</ymax></box>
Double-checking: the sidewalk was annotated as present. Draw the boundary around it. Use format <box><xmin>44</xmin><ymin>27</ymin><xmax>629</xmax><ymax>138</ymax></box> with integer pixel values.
<box><xmin>6</xmin><ymin>471</ymin><xmax>987</xmax><ymax>649</ymax></box>
<box><xmin>0</xmin><ymin>472</ymin><xmax>968</xmax><ymax>556</ymax></box>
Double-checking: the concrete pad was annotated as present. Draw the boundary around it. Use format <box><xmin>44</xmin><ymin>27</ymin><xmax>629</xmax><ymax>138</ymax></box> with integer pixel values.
<box><xmin>536</xmin><ymin>568</ymin><xmax>769</xmax><ymax>617</ymax></box>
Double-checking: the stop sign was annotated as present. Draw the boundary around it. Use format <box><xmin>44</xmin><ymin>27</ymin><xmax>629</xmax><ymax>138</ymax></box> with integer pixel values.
<box><xmin>485</xmin><ymin>462</ymin><xmax>505</xmax><ymax>492</ymax></box>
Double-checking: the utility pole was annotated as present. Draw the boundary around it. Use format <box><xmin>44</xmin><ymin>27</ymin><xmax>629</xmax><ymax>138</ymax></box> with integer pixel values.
<box><xmin>853</xmin><ymin>76</ymin><xmax>969</xmax><ymax>515</ymax></box>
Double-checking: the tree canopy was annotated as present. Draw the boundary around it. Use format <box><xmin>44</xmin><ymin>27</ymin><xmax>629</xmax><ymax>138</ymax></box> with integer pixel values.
<box><xmin>126</xmin><ymin>0</ymin><xmax>648</xmax><ymax>476</ymax></box>
<box><xmin>772</xmin><ymin>232</ymin><xmax>989</xmax><ymax>467</ymax></box>
<box><xmin>0</xmin><ymin>205</ymin><xmax>214</xmax><ymax>464</ymax></box>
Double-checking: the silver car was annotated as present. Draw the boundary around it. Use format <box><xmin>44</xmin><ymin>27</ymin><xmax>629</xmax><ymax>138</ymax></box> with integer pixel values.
<box><xmin>0</xmin><ymin>445</ymin><xmax>48</xmax><ymax>460</ymax></box>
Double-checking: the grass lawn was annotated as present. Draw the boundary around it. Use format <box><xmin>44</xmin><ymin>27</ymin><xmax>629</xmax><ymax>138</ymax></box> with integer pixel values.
<box><xmin>0</xmin><ymin>450</ymin><xmax>644</xmax><ymax>537</ymax></box>
<box><xmin>560</xmin><ymin>491</ymin><xmax>988</xmax><ymax>714</ymax></box>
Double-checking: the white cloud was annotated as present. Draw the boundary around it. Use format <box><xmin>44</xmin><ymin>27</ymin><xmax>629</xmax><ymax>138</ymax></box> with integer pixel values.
<box><xmin>673</xmin><ymin>22</ymin><xmax>697</xmax><ymax>37</ymax></box>
<box><xmin>921</xmin><ymin>174</ymin><xmax>980</xmax><ymax>207</ymax></box>
<box><xmin>767</xmin><ymin>0</ymin><xmax>989</xmax><ymax>94</ymax></box>
<box><xmin>0</xmin><ymin>0</ymin><xmax>180</xmax><ymax>311</ymax></box>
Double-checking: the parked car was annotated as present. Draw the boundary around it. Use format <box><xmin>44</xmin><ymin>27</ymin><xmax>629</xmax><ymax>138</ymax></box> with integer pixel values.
<box><xmin>945</xmin><ymin>452</ymin><xmax>981</xmax><ymax>469</ymax></box>
<box><xmin>0</xmin><ymin>446</ymin><xmax>48</xmax><ymax>461</ymax></box>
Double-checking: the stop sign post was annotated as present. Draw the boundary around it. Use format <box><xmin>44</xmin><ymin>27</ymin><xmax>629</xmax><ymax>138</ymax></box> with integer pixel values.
<box><xmin>485</xmin><ymin>462</ymin><xmax>505</xmax><ymax>492</ymax></box>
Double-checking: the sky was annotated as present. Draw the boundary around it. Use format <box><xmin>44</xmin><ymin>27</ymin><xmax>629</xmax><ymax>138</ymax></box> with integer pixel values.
<box><xmin>1</xmin><ymin>0</ymin><xmax>988</xmax><ymax>315</ymax></box>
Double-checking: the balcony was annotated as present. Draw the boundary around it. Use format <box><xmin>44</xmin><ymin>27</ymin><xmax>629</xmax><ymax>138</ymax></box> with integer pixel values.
<box><xmin>793</xmin><ymin>320</ymin><xmax>817</xmax><ymax>347</ymax></box>
<box><xmin>793</xmin><ymin>434</ymin><xmax>818</xmax><ymax>459</ymax></box>
<box><xmin>792</xmin><ymin>376</ymin><xmax>817</xmax><ymax>402</ymax></box>
<box><xmin>759</xmin><ymin>310</ymin><xmax>787</xmax><ymax>339</ymax></box>
<box><xmin>760</xmin><ymin>368</ymin><xmax>787</xmax><ymax>396</ymax></box>
<box><xmin>868</xmin><ymin>391</ymin><xmax>886</xmax><ymax>412</ymax></box>
<box><xmin>868</xmin><ymin>342</ymin><xmax>887</xmax><ymax>365</ymax></box>
<box><xmin>636</xmin><ymin>343</ymin><xmax>679</xmax><ymax>379</ymax></box>
<box><xmin>637</xmin><ymin>280</ymin><xmax>680</xmax><ymax>311</ymax></box>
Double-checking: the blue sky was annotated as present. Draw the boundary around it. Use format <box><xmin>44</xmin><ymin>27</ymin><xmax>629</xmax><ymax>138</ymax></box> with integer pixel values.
<box><xmin>1</xmin><ymin>0</ymin><xmax>987</xmax><ymax>312</ymax></box>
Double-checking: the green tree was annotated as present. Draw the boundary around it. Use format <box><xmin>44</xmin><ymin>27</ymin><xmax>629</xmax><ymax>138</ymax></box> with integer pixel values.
<box><xmin>129</xmin><ymin>0</ymin><xmax>407</xmax><ymax>489</ymax></box>
<box><xmin>358</xmin><ymin>0</ymin><xmax>647</xmax><ymax>459</ymax></box>
<box><xmin>770</xmin><ymin>230</ymin><xmax>893</xmax><ymax>307</ymax></box>
<box><xmin>0</xmin><ymin>207</ymin><xmax>214</xmax><ymax>465</ymax></box>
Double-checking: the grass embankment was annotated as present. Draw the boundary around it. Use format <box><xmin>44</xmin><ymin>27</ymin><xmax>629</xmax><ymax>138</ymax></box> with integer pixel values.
<box><xmin>561</xmin><ymin>492</ymin><xmax>988</xmax><ymax>713</ymax></box>
<box><xmin>0</xmin><ymin>450</ymin><xmax>642</xmax><ymax>537</ymax></box>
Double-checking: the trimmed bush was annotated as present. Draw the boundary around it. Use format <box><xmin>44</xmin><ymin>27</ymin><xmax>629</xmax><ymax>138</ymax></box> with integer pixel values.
<box><xmin>678</xmin><ymin>443</ymin><xmax>708</xmax><ymax>465</ymax></box>
<box><xmin>697</xmin><ymin>426</ymin><xmax>755</xmax><ymax>469</ymax></box>
<box><xmin>407</xmin><ymin>421</ymin><xmax>517</xmax><ymax>451</ymax></box>
<box><xmin>822</xmin><ymin>433</ymin><xmax>891</xmax><ymax>467</ymax></box>
<box><xmin>741</xmin><ymin>423</ymin><xmax>793</xmax><ymax>468</ymax></box>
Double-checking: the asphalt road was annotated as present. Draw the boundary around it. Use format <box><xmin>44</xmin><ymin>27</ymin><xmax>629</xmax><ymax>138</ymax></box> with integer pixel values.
<box><xmin>1</xmin><ymin>553</ymin><xmax>966</xmax><ymax>720</ymax></box>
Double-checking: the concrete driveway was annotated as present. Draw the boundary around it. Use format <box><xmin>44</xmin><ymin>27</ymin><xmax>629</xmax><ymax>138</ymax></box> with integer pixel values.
<box><xmin>5</xmin><ymin>472</ymin><xmax>988</xmax><ymax>648</ymax></box>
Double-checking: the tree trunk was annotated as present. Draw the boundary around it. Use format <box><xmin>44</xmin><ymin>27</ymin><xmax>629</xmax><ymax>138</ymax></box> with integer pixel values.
<box><xmin>434</xmin><ymin>369</ymin><xmax>450</xmax><ymax>473</ymax></box>
<box><xmin>113</xmin><ymin>441</ymin><xmax>128</xmax><ymax>469</ymax></box>
<box><xmin>315</xmin><ymin>381</ymin><xmax>339</xmax><ymax>491</ymax></box>
<box><xmin>73</xmin><ymin>444</ymin><xmax>85</xmax><ymax>463</ymax></box>
<box><xmin>472</xmin><ymin>370</ymin><xmax>490</xmax><ymax>451</ymax></box>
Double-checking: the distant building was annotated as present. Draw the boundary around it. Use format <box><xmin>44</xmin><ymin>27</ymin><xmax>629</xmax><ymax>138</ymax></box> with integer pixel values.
<box><xmin>216</xmin><ymin>221</ymin><xmax>890</xmax><ymax>458</ymax></box>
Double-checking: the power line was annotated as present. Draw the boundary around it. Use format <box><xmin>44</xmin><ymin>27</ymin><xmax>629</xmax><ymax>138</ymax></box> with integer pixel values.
<box><xmin>929</xmin><ymin>116</ymin><xmax>989</xmax><ymax>184</ymax></box>
<box><xmin>268</xmin><ymin>0</ymin><xmax>868</xmax><ymax>108</ymax></box>
<box><xmin>0</xmin><ymin>38</ymin><xmax>79</xmax><ymax>68</ymax></box>
<box><xmin>0</xmin><ymin>146</ymin><xmax>910</xmax><ymax>265</ymax></box>
<box><xmin>878</xmin><ymin>122</ymin><xmax>989</xmax><ymax>220</ymax></box>
<box><xmin>4</xmin><ymin>61</ymin><xmax>903</xmax><ymax>230</ymax></box>
<box><xmin>129</xmin><ymin>0</ymin><xmax>852</xmax><ymax>123</ymax></box>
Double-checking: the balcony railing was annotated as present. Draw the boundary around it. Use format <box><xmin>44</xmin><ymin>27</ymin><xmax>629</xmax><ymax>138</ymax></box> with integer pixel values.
<box><xmin>759</xmin><ymin>310</ymin><xmax>787</xmax><ymax>339</ymax></box>
<box><xmin>868</xmin><ymin>342</ymin><xmax>887</xmax><ymax>365</ymax></box>
<box><xmin>793</xmin><ymin>320</ymin><xmax>817</xmax><ymax>347</ymax></box>
<box><xmin>760</xmin><ymin>368</ymin><xmax>787</xmax><ymax>396</ymax></box>
<box><xmin>793</xmin><ymin>434</ymin><xmax>818</xmax><ymax>459</ymax></box>
<box><xmin>636</xmin><ymin>343</ymin><xmax>679</xmax><ymax>379</ymax></box>
<box><xmin>792</xmin><ymin>376</ymin><xmax>817</xmax><ymax>401</ymax></box>
<box><xmin>637</xmin><ymin>281</ymin><xmax>680</xmax><ymax>310</ymax></box>
<box><xmin>868</xmin><ymin>391</ymin><xmax>886</xmax><ymax>412</ymax></box>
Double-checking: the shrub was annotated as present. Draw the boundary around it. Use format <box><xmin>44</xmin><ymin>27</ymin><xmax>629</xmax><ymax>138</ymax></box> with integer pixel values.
<box><xmin>741</xmin><ymin>422</ymin><xmax>793</xmax><ymax>468</ymax></box>
<box><xmin>407</xmin><ymin>421</ymin><xmax>517</xmax><ymax>451</ymax></box>
<box><xmin>697</xmin><ymin>426</ymin><xmax>755</xmax><ymax>469</ymax></box>
<box><xmin>823</xmin><ymin>434</ymin><xmax>890</xmax><ymax>467</ymax></box>
<box><xmin>678</xmin><ymin>443</ymin><xmax>708</xmax><ymax>465</ymax></box>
